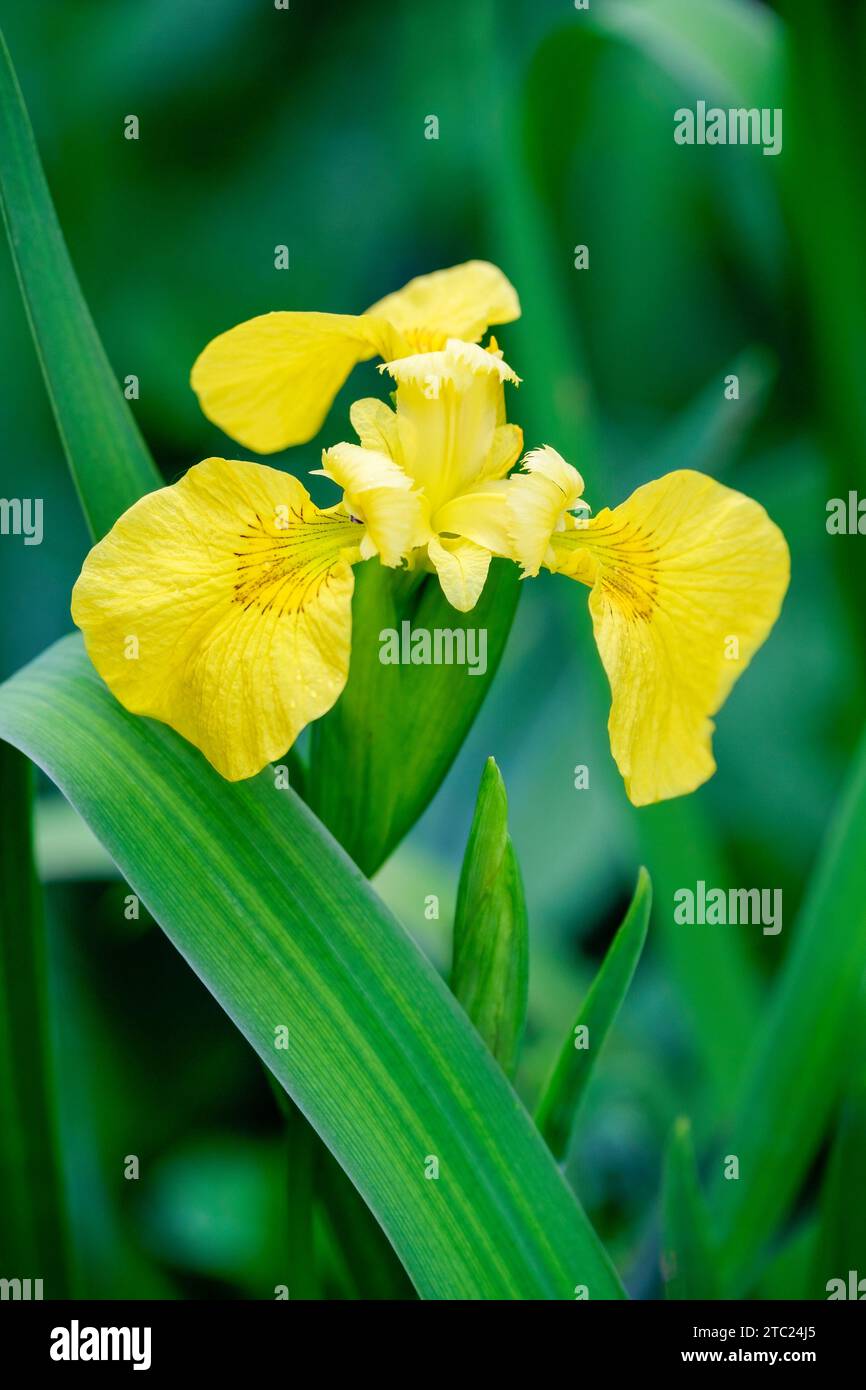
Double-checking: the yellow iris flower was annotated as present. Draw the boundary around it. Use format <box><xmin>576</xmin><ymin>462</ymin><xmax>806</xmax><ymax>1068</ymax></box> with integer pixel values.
<box><xmin>320</xmin><ymin>339</ymin><xmax>522</xmax><ymax>611</ymax></box>
<box><xmin>71</xmin><ymin>339</ymin><xmax>521</xmax><ymax>779</ymax></box>
<box><xmin>71</xmin><ymin>262</ymin><xmax>789</xmax><ymax>804</ymax></box>
<box><xmin>190</xmin><ymin>260</ymin><xmax>521</xmax><ymax>453</ymax></box>
<box><xmin>505</xmin><ymin>447</ymin><xmax>790</xmax><ymax>805</ymax></box>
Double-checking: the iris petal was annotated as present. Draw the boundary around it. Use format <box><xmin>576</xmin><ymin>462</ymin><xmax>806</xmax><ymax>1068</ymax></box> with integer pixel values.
<box><xmin>552</xmin><ymin>469</ymin><xmax>790</xmax><ymax>806</ymax></box>
<box><xmin>71</xmin><ymin>458</ymin><xmax>361</xmax><ymax>780</ymax></box>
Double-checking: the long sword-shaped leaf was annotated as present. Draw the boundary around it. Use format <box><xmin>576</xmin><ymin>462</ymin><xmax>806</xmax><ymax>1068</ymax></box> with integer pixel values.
<box><xmin>661</xmin><ymin>1117</ymin><xmax>719</xmax><ymax>1300</ymax></box>
<box><xmin>713</xmin><ymin>730</ymin><xmax>866</xmax><ymax>1290</ymax></box>
<box><xmin>451</xmin><ymin>758</ymin><xmax>528</xmax><ymax>1077</ymax></box>
<box><xmin>535</xmin><ymin>868</ymin><xmax>651</xmax><ymax>1160</ymax></box>
<box><xmin>810</xmin><ymin>1059</ymin><xmax>866</xmax><ymax>1300</ymax></box>
<box><xmin>0</xmin><ymin>29</ymin><xmax>161</xmax><ymax>540</ymax></box>
<box><xmin>0</xmin><ymin>635</ymin><xmax>624</xmax><ymax>1301</ymax></box>
<box><xmin>0</xmin><ymin>742</ymin><xmax>71</xmax><ymax>1294</ymax></box>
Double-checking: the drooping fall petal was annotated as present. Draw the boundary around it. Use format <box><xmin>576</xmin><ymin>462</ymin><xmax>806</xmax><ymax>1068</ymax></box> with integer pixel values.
<box><xmin>71</xmin><ymin>458</ymin><xmax>362</xmax><ymax>780</ymax></box>
<box><xmin>551</xmin><ymin>470</ymin><xmax>790</xmax><ymax>806</ymax></box>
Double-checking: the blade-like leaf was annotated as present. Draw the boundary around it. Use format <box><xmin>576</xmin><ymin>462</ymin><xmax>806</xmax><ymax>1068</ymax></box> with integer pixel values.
<box><xmin>316</xmin><ymin>1145</ymin><xmax>416</xmax><ymax>1301</ymax></box>
<box><xmin>637</xmin><ymin>798</ymin><xmax>761</xmax><ymax>1118</ymax></box>
<box><xmin>810</xmin><ymin>1059</ymin><xmax>866</xmax><ymax>1300</ymax></box>
<box><xmin>713</xmin><ymin>730</ymin><xmax>866</xmax><ymax>1290</ymax></box>
<box><xmin>0</xmin><ymin>742</ymin><xmax>70</xmax><ymax>1293</ymax></box>
<box><xmin>648</xmin><ymin>347</ymin><xmax>776</xmax><ymax>479</ymax></box>
<box><xmin>661</xmin><ymin>1117</ymin><xmax>719</xmax><ymax>1300</ymax></box>
<box><xmin>0</xmin><ymin>29</ymin><xmax>161</xmax><ymax>540</ymax></box>
<box><xmin>451</xmin><ymin>758</ymin><xmax>528</xmax><ymax>1078</ymax></box>
<box><xmin>309</xmin><ymin>559</ymin><xmax>519</xmax><ymax>876</ymax></box>
<box><xmin>0</xmin><ymin>635</ymin><xmax>625</xmax><ymax>1301</ymax></box>
<box><xmin>535</xmin><ymin>867</ymin><xmax>651</xmax><ymax>1160</ymax></box>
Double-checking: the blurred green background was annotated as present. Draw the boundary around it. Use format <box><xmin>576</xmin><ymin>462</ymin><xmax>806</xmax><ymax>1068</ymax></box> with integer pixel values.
<box><xmin>2</xmin><ymin>0</ymin><xmax>864</xmax><ymax>1298</ymax></box>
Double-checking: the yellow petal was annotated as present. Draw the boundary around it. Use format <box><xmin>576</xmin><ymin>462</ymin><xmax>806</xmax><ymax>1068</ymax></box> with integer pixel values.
<box><xmin>71</xmin><ymin>458</ymin><xmax>362</xmax><ymax>780</ymax></box>
<box><xmin>487</xmin><ymin>423</ymin><xmax>524</xmax><ymax>479</ymax></box>
<box><xmin>317</xmin><ymin>442</ymin><xmax>427</xmax><ymax>566</ymax></box>
<box><xmin>552</xmin><ymin>470</ymin><xmax>790</xmax><ymax>806</ymax></box>
<box><xmin>381</xmin><ymin>340</ymin><xmax>520</xmax><ymax>510</ymax></box>
<box><xmin>507</xmin><ymin>446</ymin><xmax>588</xmax><ymax>577</ymax></box>
<box><xmin>349</xmin><ymin>396</ymin><xmax>401</xmax><ymax>456</ymax></box>
<box><xmin>191</xmin><ymin>311</ymin><xmax>387</xmax><ymax>453</ymax></box>
<box><xmin>427</xmin><ymin>535</ymin><xmax>492</xmax><ymax>612</ymax></box>
<box><xmin>433</xmin><ymin>481</ymin><xmax>512</xmax><ymax>555</ymax></box>
<box><xmin>366</xmin><ymin>261</ymin><xmax>520</xmax><ymax>351</ymax></box>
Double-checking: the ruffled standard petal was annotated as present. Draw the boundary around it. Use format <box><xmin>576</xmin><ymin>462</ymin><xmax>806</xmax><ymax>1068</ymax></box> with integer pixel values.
<box><xmin>191</xmin><ymin>311</ymin><xmax>387</xmax><ymax>454</ymax></box>
<box><xmin>381</xmin><ymin>340</ymin><xmax>520</xmax><ymax>511</ymax></box>
<box><xmin>507</xmin><ymin>445</ymin><xmax>588</xmax><ymax>576</ymax></box>
<box><xmin>317</xmin><ymin>442</ymin><xmax>427</xmax><ymax>566</ymax></box>
<box><xmin>427</xmin><ymin>536</ymin><xmax>492</xmax><ymax>612</ymax></box>
<box><xmin>71</xmin><ymin>458</ymin><xmax>362</xmax><ymax>781</ymax></box>
<box><xmin>551</xmin><ymin>470</ymin><xmax>790</xmax><ymax>806</ymax></box>
<box><xmin>366</xmin><ymin>260</ymin><xmax>520</xmax><ymax>352</ymax></box>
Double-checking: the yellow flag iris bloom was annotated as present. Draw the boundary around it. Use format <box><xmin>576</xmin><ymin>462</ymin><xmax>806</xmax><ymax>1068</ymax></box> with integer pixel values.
<box><xmin>190</xmin><ymin>261</ymin><xmax>520</xmax><ymax>453</ymax></box>
<box><xmin>72</xmin><ymin>263</ymin><xmax>789</xmax><ymax>803</ymax></box>
<box><xmin>506</xmin><ymin>447</ymin><xmax>790</xmax><ymax>805</ymax></box>
<box><xmin>320</xmin><ymin>339</ymin><xmax>522</xmax><ymax>611</ymax></box>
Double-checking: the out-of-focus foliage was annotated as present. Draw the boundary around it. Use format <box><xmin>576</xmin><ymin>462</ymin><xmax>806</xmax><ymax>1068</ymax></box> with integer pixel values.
<box><xmin>1</xmin><ymin>0</ymin><xmax>864</xmax><ymax>1298</ymax></box>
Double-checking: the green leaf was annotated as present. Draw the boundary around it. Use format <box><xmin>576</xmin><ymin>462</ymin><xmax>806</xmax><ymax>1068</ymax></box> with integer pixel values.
<box><xmin>0</xmin><ymin>742</ymin><xmax>71</xmax><ymax>1293</ymax></box>
<box><xmin>316</xmin><ymin>1145</ymin><xmax>416</xmax><ymax>1301</ymax></box>
<box><xmin>309</xmin><ymin>559</ymin><xmax>519</xmax><ymax>876</ymax></box>
<box><xmin>713</xmin><ymin>730</ymin><xmax>866</xmax><ymax>1290</ymax></box>
<box><xmin>535</xmin><ymin>867</ymin><xmax>651</xmax><ymax>1160</ymax></box>
<box><xmin>451</xmin><ymin>758</ymin><xmax>528</xmax><ymax>1078</ymax></box>
<box><xmin>0</xmin><ymin>29</ymin><xmax>161</xmax><ymax>540</ymax></box>
<box><xmin>0</xmin><ymin>635</ymin><xmax>625</xmax><ymax>1301</ymax></box>
<box><xmin>523</xmin><ymin>0</ymin><xmax>785</xmax><ymax>303</ymax></box>
<box><xmin>648</xmin><ymin>347</ymin><xmax>777</xmax><ymax>479</ymax></box>
<box><xmin>637</xmin><ymin>799</ymin><xmax>761</xmax><ymax>1118</ymax></box>
<box><xmin>661</xmin><ymin>1117</ymin><xmax>719</xmax><ymax>1300</ymax></box>
<box><xmin>810</xmin><ymin>1059</ymin><xmax>866</xmax><ymax>1300</ymax></box>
